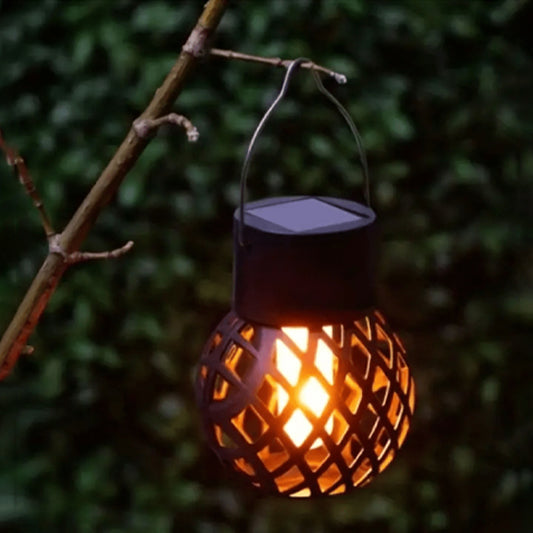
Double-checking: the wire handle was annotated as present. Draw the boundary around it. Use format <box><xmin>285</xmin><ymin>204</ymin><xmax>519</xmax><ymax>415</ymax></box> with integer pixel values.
<box><xmin>239</xmin><ymin>57</ymin><xmax>370</xmax><ymax>246</ymax></box>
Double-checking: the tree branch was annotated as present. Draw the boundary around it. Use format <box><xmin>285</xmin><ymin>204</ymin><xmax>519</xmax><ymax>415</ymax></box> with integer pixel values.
<box><xmin>0</xmin><ymin>129</ymin><xmax>55</xmax><ymax>238</ymax></box>
<box><xmin>210</xmin><ymin>48</ymin><xmax>348</xmax><ymax>84</ymax></box>
<box><xmin>0</xmin><ymin>0</ymin><xmax>229</xmax><ymax>381</ymax></box>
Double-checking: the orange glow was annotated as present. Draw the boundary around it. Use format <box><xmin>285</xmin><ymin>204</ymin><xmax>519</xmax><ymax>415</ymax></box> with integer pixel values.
<box><xmin>276</xmin><ymin>327</ymin><xmax>334</xmax><ymax>447</ymax></box>
<box><xmin>199</xmin><ymin>311</ymin><xmax>415</xmax><ymax>496</ymax></box>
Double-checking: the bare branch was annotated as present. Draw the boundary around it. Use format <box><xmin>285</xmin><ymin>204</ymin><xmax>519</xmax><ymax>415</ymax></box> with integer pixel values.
<box><xmin>66</xmin><ymin>240</ymin><xmax>135</xmax><ymax>264</ymax></box>
<box><xmin>133</xmin><ymin>113</ymin><xmax>199</xmax><ymax>142</ymax></box>
<box><xmin>210</xmin><ymin>48</ymin><xmax>348</xmax><ymax>84</ymax></box>
<box><xmin>48</xmin><ymin>235</ymin><xmax>134</xmax><ymax>265</ymax></box>
<box><xmin>0</xmin><ymin>0</ymin><xmax>229</xmax><ymax>380</ymax></box>
<box><xmin>0</xmin><ymin>129</ymin><xmax>56</xmax><ymax>238</ymax></box>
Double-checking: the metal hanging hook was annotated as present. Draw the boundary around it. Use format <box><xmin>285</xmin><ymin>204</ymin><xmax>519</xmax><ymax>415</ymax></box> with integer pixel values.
<box><xmin>238</xmin><ymin>57</ymin><xmax>370</xmax><ymax>246</ymax></box>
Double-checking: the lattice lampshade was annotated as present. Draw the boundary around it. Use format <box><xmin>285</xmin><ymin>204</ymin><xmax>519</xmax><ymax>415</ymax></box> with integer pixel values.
<box><xmin>196</xmin><ymin>196</ymin><xmax>415</xmax><ymax>497</ymax></box>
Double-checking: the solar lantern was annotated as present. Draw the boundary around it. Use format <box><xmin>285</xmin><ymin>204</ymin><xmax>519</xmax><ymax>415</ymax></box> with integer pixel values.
<box><xmin>196</xmin><ymin>59</ymin><xmax>415</xmax><ymax>497</ymax></box>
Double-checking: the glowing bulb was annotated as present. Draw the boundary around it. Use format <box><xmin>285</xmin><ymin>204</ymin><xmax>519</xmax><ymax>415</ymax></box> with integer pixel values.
<box><xmin>276</xmin><ymin>327</ymin><xmax>334</xmax><ymax>447</ymax></box>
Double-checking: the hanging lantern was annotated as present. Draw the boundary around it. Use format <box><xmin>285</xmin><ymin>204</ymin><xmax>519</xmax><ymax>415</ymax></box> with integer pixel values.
<box><xmin>196</xmin><ymin>59</ymin><xmax>415</xmax><ymax>497</ymax></box>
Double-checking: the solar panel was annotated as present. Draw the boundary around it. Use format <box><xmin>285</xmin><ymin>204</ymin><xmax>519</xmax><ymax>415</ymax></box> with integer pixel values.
<box><xmin>247</xmin><ymin>198</ymin><xmax>362</xmax><ymax>232</ymax></box>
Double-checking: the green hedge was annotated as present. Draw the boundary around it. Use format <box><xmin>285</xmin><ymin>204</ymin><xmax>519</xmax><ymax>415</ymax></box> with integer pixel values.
<box><xmin>1</xmin><ymin>1</ymin><xmax>532</xmax><ymax>531</ymax></box>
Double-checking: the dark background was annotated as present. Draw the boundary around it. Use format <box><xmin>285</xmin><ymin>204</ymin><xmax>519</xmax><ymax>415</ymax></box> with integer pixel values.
<box><xmin>0</xmin><ymin>1</ymin><xmax>532</xmax><ymax>531</ymax></box>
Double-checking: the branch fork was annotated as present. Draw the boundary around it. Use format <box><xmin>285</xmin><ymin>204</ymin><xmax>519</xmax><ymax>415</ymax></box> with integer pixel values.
<box><xmin>0</xmin><ymin>131</ymin><xmax>134</xmax><ymax>379</ymax></box>
<box><xmin>48</xmin><ymin>234</ymin><xmax>134</xmax><ymax>265</ymax></box>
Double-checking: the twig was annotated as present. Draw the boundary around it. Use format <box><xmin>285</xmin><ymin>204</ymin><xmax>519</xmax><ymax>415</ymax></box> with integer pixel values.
<box><xmin>0</xmin><ymin>0</ymin><xmax>229</xmax><ymax>380</ymax></box>
<box><xmin>0</xmin><ymin>129</ymin><xmax>55</xmax><ymax>238</ymax></box>
<box><xmin>133</xmin><ymin>113</ymin><xmax>199</xmax><ymax>142</ymax></box>
<box><xmin>48</xmin><ymin>235</ymin><xmax>134</xmax><ymax>265</ymax></box>
<box><xmin>210</xmin><ymin>48</ymin><xmax>348</xmax><ymax>84</ymax></box>
<box><xmin>65</xmin><ymin>241</ymin><xmax>135</xmax><ymax>264</ymax></box>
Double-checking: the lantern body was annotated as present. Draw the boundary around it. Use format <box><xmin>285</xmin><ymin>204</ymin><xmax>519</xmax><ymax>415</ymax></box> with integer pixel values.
<box><xmin>196</xmin><ymin>310</ymin><xmax>414</xmax><ymax>497</ymax></box>
<box><xmin>196</xmin><ymin>195</ymin><xmax>415</xmax><ymax>496</ymax></box>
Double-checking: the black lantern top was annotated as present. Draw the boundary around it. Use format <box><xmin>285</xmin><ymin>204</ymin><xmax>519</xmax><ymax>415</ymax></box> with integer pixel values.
<box><xmin>233</xmin><ymin>195</ymin><xmax>377</xmax><ymax>328</ymax></box>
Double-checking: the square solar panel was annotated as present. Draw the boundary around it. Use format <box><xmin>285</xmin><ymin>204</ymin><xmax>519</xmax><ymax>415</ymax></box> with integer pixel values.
<box><xmin>247</xmin><ymin>198</ymin><xmax>362</xmax><ymax>232</ymax></box>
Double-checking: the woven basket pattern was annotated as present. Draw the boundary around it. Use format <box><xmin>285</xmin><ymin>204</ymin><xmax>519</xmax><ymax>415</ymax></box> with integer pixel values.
<box><xmin>196</xmin><ymin>310</ymin><xmax>414</xmax><ymax>497</ymax></box>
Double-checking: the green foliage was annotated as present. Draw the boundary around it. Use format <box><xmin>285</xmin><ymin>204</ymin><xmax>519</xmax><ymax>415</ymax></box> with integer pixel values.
<box><xmin>1</xmin><ymin>0</ymin><xmax>532</xmax><ymax>531</ymax></box>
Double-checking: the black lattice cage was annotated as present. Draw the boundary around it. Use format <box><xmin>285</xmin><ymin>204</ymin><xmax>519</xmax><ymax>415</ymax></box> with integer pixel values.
<box><xmin>196</xmin><ymin>310</ymin><xmax>415</xmax><ymax>497</ymax></box>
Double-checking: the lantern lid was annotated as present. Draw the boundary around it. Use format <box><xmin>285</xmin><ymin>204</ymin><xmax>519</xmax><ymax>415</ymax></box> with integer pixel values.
<box><xmin>233</xmin><ymin>195</ymin><xmax>378</xmax><ymax>328</ymax></box>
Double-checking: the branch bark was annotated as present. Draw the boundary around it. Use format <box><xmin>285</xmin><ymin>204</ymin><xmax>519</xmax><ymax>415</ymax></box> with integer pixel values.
<box><xmin>210</xmin><ymin>48</ymin><xmax>348</xmax><ymax>84</ymax></box>
<box><xmin>133</xmin><ymin>113</ymin><xmax>199</xmax><ymax>142</ymax></box>
<box><xmin>0</xmin><ymin>0</ymin><xmax>228</xmax><ymax>380</ymax></box>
